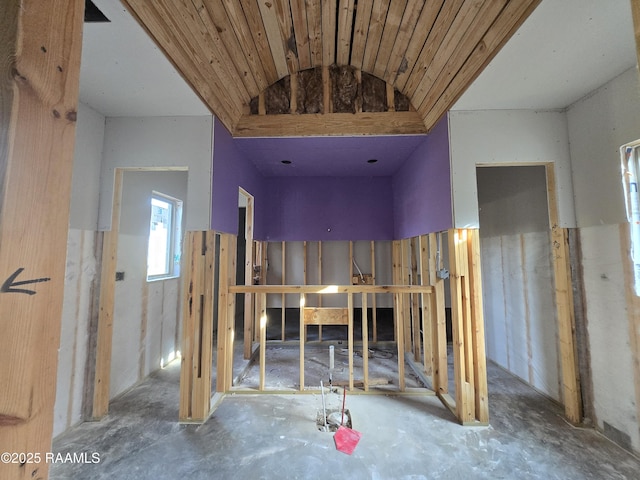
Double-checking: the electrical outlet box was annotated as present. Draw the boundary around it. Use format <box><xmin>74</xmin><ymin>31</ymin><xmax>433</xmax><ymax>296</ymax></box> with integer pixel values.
<box><xmin>351</xmin><ymin>274</ymin><xmax>373</xmax><ymax>285</ymax></box>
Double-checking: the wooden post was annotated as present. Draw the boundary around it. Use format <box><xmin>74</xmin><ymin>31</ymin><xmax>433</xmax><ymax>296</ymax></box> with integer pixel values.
<box><xmin>216</xmin><ymin>233</ymin><xmax>236</xmax><ymax>392</ymax></box>
<box><xmin>419</xmin><ymin>235</ymin><xmax>434</xmax><ymax>377</ymax></box>
<box><xmin>429</xmin><ymin>233</ymin><xmax>448</xmax><ymax>394</ymax></box>
<box><xmin>0</xmin><ymin>1</ymin><xmax>84</xmax><ymax>478</ymax></box>
<box><xmin>348</xmin><ymin>292</ymin><xmax>355</xmax><ymax>391</ymax></box>
<box><xmin>401</xmin><ymin>239</ymin><xmax>412</xmax><ymax>350</ymax></box>
<box><xmin>318</xmin><ymin>241</ymin><xmax>323</xmax><ymax>341</ymax></box>
<box><xmin>179</xmin><ymin>231</ymin><xmax>216</xmax><ymax>421</ymax></box>
<box><xmin>362</xmin><ymin>292</ymin><xmax>369</xmax><ymax>391</ymax></box>
<box><xmin>243</xmin><ymin>192</ymin><xmax>254</xmax><ymax>359</ymax></box>
<box><xmin>546</xmin><ymin>164</ymin><xmax>581</xmax><ymax>423</ymax></box>
<box><xmin>370</xmin><ymin>240</ymin><xmax>377</xmax><ymax>342</ymax></box>
<box><xmin>410</xmin><ymin>237</ymin><xmax>421</xmax><ymax>361</ymax></box>
<box><xmin>448</xmin><ymin>229</ymin><xmax>475</xmax><ymax>424</ymax></box>
<box><xmin>281</xmin><ymin>241</ymin><xmax>286</xmax><ymax>341</ymax></box>
<box><xmin>392</xmin><ymin>240</ymin><xmax>402</xmax><ymax>342</ymax></box>
<box><xmin>299</xmin><ymin>293</ymin><xmax>305</xmax><ymax>391</ymax></box>
<box><xmin>467</xmin><ymin>230</ymin><xmax>489</xmax><ymax>423</ymax></box>
<box><xmin>92</xmin><ymin>169</ymin><xmax>123</xmax><ymax>418</ymax></box>
<box><xmin>259</xmin><ymin>292</ymin><xmax>267</xmax><ymax>391</ymax></box>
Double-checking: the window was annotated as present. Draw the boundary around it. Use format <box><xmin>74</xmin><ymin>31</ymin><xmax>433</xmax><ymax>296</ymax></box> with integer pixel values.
<box><xmin>621</xmin><ymin>142</ymin><xmax>640</xmax><ymax>295</ymax></box>
<box><xmin>147</xmin><ymin>192</ymin><xmax>182</xmax><ymax>280</ymax></box>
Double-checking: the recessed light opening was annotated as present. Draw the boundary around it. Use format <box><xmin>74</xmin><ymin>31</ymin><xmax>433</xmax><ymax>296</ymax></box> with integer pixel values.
<box><xmin>281</xmin><ymin>160</ymin><xmax>292</xmax><ymax>164</ymax></box>
<box><xmin>367</xmin><ymin>159</ymin><xmax>378</xmax><ymax>164</ymax></box>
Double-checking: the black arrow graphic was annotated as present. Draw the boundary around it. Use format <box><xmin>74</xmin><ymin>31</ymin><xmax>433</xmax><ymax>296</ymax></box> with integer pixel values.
<box><xmin>1</xmin><ymin>268</ymin><xmax>51</xmax><ymax>295</ymax></box>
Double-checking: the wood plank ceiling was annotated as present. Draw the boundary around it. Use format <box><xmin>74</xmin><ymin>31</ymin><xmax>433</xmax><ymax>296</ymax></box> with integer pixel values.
<box><xmin>122</xmin><ymin>0</ymin><xmax>541</xmax><ymax>135</ymax></box>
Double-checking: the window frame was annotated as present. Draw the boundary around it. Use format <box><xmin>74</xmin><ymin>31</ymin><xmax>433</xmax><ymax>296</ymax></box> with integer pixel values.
<box><xmin>146</xmin><ymin>191</ymin><xmax>182</xmax><ymax>282</ymax></box>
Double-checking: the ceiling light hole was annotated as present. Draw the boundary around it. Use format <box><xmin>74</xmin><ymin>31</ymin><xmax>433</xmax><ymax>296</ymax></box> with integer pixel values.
<box><xmin>281</xmin><ymin>160</ymin><xmax>292</xmax><ymax>165</ymax></box>
<box><xmin>367</xmin><ymin>159</ymin><xmax>378</xmax><ymax>164</ymax></box>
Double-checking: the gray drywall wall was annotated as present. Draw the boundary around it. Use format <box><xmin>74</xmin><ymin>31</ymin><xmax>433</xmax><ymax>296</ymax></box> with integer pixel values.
<box><xmin>477</xmin><ymin>166</ymin><xmax>559</xmax><ymax>401</ymax></box>
<box><xmin>100</xmin><ymin>116</ymin><xmax>213</xmax><ymax>231</ymax></box>
<box><xmin>567</xmin><ymin>67</ymin><xmax>640</xmax><ymax>452</ymax></box>
<box><xmin>69</xmin><ymin>103</ymin><xmax>105</xmax><ymax>230</ymax></box>
<box><xmin>567</xmin><ymin>67</ymin><xmax>640</xmax><ymax>228</ymax></box>
<box><xmin>55</xmin><ymin>102</ymin><xmax>105</xmax><ymax>437</ymax></box>
<box><xmin>110</xmin><ymin>171</ymin><xmax>187</xmax><ymax>398</ymax></box>
<box><xmin>449</xmin><ymin>109</ymin><xmax>575</xmax><ymax>229</ymax></box>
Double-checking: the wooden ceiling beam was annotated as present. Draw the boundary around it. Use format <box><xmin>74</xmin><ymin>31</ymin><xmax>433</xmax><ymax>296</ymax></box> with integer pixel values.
<box><xmin>196</xmin><ymin>0</ymin><xmax>261</xmax><ymax>97</ymax></box>
<box><xmin>351</xmin><ymin>0</ymin><xmax>375</xmax><ymax>69</ymax></box>
<box><xmin>381</xmin><ymin>0</ymin><xmax>425</xmax><ymax>84</ymax></box>
<box><xmin>336</xmin><ymin>0</ymin><xmax>356</xmax><ymax>65</ymax></box>
<box><xmin>387</xmin><ymin>0</ymin><xmax>443</xmax><ymax>88</ymax></box>
<box><xmin>233</xmin><ymin>111</ymin><xmax>428</xmax><ymax>137</ymax></box>
<box><xmin>420</xmin><ymin>0</ymin><xmax>543</xmax><ymax>130</ymax></box>
<box><xmin>407</xmin><ymin>0</ymin><xmax>488</xmax><ymax>107</ymax></box>
<box><xmin>237</xmin><ymin>0</ymin><xmax>280</xmax><ymax>84</ymax></box>
<box><xmin>307</xmin><ymin>0</ymin><xmax>323</xmax><ymax>67</ymax></box>
<box><xmin>123</xmin><ymin>0</ymin><xmax>240</xmax><ymax>130</ymax></box>
<box><xmin>291</xmin><ymin>0</ymin><xmax>312</xmax><ymax>70</ymax></box>
<box><xmin>396</xmin><ymin>0</ymin><xmax>464</xmax><ymax>93</ymax></box>
<box><xmin>415</xmin><ymin>0</ymin><xmax>507</xmax><ymax>113</ymax></box>
<box><xmin>372</xmin><ymin>0</ymin><xmax>408</xmax><ymax>79</ymax></box>
<box><xmin>362</xmin><ymin>0</ymin><xmax>390</xmax><ymax>73</ymax></box>
<box><xmin>321</xmin><ymin>0</ymin><xmax>337</xmax><ymax>65</ymax></box>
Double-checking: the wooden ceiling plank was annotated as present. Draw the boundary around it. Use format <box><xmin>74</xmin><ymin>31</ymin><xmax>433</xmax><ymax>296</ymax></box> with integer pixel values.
<box><xmin>162</xmin><ymin>0</ymin><xmax>251</xmax><ymax>104</ymax></box>
<box><xmin>307</xmin><ymin>0</ymin><xmax>323</xmax><ymax>67</ymax></box>
<box><xmin>234</xmin><ymin>111</ymin><xmax>428</xmax><ymax>136</ymax></box>
<box><xmin>362</xmin><ymin>0</ymin><xmax>391</xmax><ymax>74</ymax></box>
<box><xmin>219</xmin><ymin>0</ymin><xmax>271</xmax><ymax>91</ymax></box>
<box><xmin>396</xmin><ymin>0</ymin><xmax>464</xmax><ymax>93</ymax></box>
<box><xmin>408</xmin><ymin>0</ymin><xmax>488</xmax><ymax>107</ymax></box>
<box><xmin>123</xmin><ymin>0</ymin><xmax>240</xmax><ymax>128</ymax></box>
<box><xmin>257</xmin><ymin>0</ymin><xmax>290</xmax><ymax>78</ymax></box>
<box><xmin>291</xmin><ymin>0</ymin><xmax>312</xmax><ymax>70</ymax></box>
<box><xmin>274</xmin><ymin>0</ymin><xmax>300</xmax><ymax>73</ymax></box>
<box><xmin>415</xmin><ymin>0</ymin><xmax>507</xmax><ymax>113</ymax></box>
<box><xmin>336</xmin><ymin>0</ymin><xmax>356</xmax><ymax>65</ymax></box>
<box><xmin>321</xmin><ymin>0</ymin><xmax>337</xmax><ymax>65</ymax></box>
<box><xmin>197</xmin><ymin>0</ymin><xmax>261</xmax><ymax>97</ymax></box>
<box><xmin>372</xmin><ymin>0</ymin><xmax>408</xmax><ymax>79</ymax></box>
<box><xmin>388</xmin><ymin>0</ymin><xmax>443</xmax><ymax>88</ymax></box>
<box><xmin>382</xmin><ymin>0</ymin><xmax>425</xmax><ymax>84</ymax></box>
<box><xmin>350</xmin><ymin>0</ymin><xmax>375</xmax><ymax>70</ymax></box>
<box><xmin>420</xmin><ymin>0</ymin><xmax>542</xmax><ymax>130</ymax></box>
<box><xmin>238</xmin><ymin>0</ymin><xmax>280</xmax><ymax>84</ymax></box>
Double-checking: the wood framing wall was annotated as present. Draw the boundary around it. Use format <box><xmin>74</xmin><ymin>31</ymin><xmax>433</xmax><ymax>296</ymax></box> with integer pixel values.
<box><xmin>0</xmin><ymin>1</ymin><xmax>84</xmax><ymax>478</ymax></box>
<box><xmin>203</xmin><ymin>233</ymin><xmax>488</xmax><ymax>426</ymax></box>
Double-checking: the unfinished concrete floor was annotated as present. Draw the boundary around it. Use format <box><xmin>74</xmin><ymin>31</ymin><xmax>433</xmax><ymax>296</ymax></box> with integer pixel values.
<box><xmin>51</xmin><ymin>355</ymin><xmax>640</xmax><ymax>479</ymax></box>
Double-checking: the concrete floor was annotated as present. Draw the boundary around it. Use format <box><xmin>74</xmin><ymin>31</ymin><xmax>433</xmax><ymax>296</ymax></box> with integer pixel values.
<box><xmin>51</xmin><ymin>348</ymin><xmax>640</xmax><ymax>479</ymax></box>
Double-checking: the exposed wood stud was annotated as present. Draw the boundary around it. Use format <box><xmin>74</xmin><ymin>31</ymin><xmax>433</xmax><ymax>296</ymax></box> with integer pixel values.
<box><xmin>419</xmin><ymin>235</ymin><xmax>433</xmax><ymax>376</ymax></box>
<box><xmin>362</xmin><ymin>293</ymin><xmax>370</xmax><ymax>391</ymax></box>
<box><xmin>372</xmin><ymin>0</ymin><xmax>408</xmax><ymax>79</ymax></box>
<box><xmin>348</xmin><ymin>293</ymin><xmax>355</xmax><ymax>391</ymax></box>
<box><xmin>546</xmin><ymin>164</ymin><xmax>581</xmax><ymax>424</ymax></box>
<box><xmin>321</xmin><ymin>0</ymin><xmax>337</xmax><ymax>65</ymax></box>
<box><xmin>299</xmin><ymin>293</ymin><xmax>305</xmax><ymax>390</ymax></box>
<box><xmin>243</xmin><ymin>191</ymin><xmax>254</xmax><ymax>359</ymax></box>
<box><xmin>259</xmin><ymin>293</ymin><xmax>267</xmax><ymax>390</ymax></box>
<box><xmin>351</xmin><ymin>0</ymin><xmax>375</xmax><ymax>69</ymax></box>
<box><xmin>410</xmin><ymin>237</ymin><xmax>421</xmax><ymax>362</ymax></box>
<box><xmin>282</xmin><ymin>240</ymin><xmax>286</xmax><ymax>341</ymax></box>
<box><xmin>383</xmin><ymin>0</ymin><xmax>426</xmax><ymax>82</ymax></box>
<box><xmin>291</xmin><ymin>0</ymin><xmax>312</xmax><ymax>69</ymax></box>
<box><xmin>290</xmin><ymin>71</ymin><xmax>298</xmax><ymax>113</ymax></box>
<box><xmin>371</xmin><ymin>240</ymin><xmax>378</xmax><ymax>342</ymax></box>
<box><xmin>256</xmin><ymin>0</ymin><xmax>290</xmax><ymax>78</ymax></box>
<box><xmin>362</xmin><ymin>0</ymin><xmax>390</xmax><ymax>74</ymax></box>
<box><xmin>429</xmin><ymin>233</ymin><xmax>448</xmax><ymax>394</ymax></box>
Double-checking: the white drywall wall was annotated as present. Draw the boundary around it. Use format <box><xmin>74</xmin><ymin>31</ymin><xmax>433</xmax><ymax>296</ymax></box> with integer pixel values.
<box><xmin>55</xmin><ymin>103</ymin><xmax>105</xmax><ymax>438</ymax></box>
<box><xmin>448</xmin><ymin>109</ymin><xmax>575</xmax><ymax>228</ymax></box>
<box><xmin>110</xmin><ymin>171</ymin><xmax>187</xmax><ymax>399</ymax></box>
<box><xmin>567</xmin><ymin>67</ymin><xmax>640</xmax><ymax>452</ymax></box>
<box><xmin>100</xmin><ymin>116</ymin><xmax>213</xmax><ymax>231</ymax></box>
<box><xmin>567</xmin><ymin>67</ymin><xmax>640</xmax><ymax>227</ymax></box>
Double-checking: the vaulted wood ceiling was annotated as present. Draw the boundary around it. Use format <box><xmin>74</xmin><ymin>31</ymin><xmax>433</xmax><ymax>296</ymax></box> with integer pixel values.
<box><xmin>122</xmin><ymin>0</ymin><xmax>541</xmax><ymax>135</ymax></box>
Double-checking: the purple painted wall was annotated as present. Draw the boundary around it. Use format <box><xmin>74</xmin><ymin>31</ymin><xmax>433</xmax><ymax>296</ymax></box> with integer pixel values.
<box><xmin>211</xmin><ymin>117</ymin><xmax>452</xmax><ymax>241</ymax></box>
<box><xmin>261</xmin><ymin>176</ymin><xmax>394</xmax><ymax>241</ymax></box>
<box><xmin>211</xmin><ymin>119</ymin><xmax>265</xmax><ymax>236</ymax></box>
<box><xmin>392</xmin><ymin>115</ymin><xmax>452</xmax><ymax>238</ymax></box>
